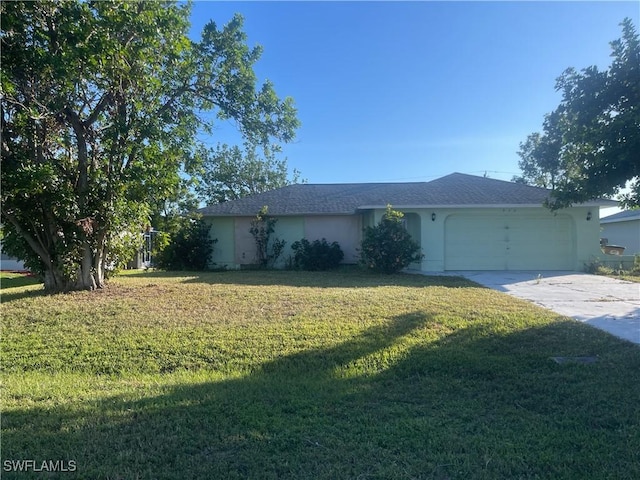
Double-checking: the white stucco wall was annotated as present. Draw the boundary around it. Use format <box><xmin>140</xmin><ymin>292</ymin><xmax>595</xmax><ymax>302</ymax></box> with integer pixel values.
<box><xmin>600</xmin><ymin>219</ymin><xmax>640</xmax><ymax>254</ymax></box>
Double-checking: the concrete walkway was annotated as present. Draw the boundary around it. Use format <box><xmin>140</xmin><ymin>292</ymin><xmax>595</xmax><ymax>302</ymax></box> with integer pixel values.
<box><xmin>450</xmin><ymin>271</ymin><xmax>640</xmax><ymax>344</ymax></box>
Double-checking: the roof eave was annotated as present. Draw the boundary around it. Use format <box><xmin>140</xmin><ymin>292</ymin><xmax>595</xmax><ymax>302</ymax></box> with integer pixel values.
<box><xmin>601</xmin><ymin>216</ymin><xmax>640</xmax><ymax>224</ymax></box>
<box><xmin>357</xmin><ymin>199</ymin><xmax>617</xmax><ymax>210</ymax></box>
<box><xmin>200</xmin><ymin>211</ymin><xmax>358</xmax><ymax>217</ymax></box>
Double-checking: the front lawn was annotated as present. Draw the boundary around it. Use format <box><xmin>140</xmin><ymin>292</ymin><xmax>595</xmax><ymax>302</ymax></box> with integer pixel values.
<box><xmin>2</xmin><ymin>270</ymin><xmax>639</xmax><ymax>479</ymax></box>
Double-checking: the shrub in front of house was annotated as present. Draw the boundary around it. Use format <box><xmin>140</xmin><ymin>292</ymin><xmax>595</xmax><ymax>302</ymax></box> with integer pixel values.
<box><xmin>155</xmin><ymin>218</ymin><xmax>216</xmax><ymax>271</ymax></box>
<box><xmin>291</xmin><ymin>238</ymin><xmax>344</xmax><ymax>271</ymax></box>
<box><xmin>359</xmin><ymin>205</ymin><xmax>423</xmax><ymax>274</ymax></box>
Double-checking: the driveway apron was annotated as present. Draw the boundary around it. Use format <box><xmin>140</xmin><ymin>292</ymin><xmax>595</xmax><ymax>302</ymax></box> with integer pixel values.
<box><xmin>453</xmin><ymin>271</ymin><xmax>640</xmax><ymax>344</ymax></box>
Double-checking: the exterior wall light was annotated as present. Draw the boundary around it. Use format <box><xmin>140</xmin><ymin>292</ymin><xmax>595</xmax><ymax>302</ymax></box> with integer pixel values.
<box><xmin>586</xmin><ymin>211</ymin><xmax>592</xmax><ymax>221</ymax></box>
<box><xmin>431</xmin><ymin>213</ymin><xmax>436</xmax><ymax>221</ymax></box>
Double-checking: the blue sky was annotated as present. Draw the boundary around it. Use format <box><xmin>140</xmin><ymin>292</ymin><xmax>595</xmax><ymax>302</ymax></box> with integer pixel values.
<box><xmin>189</xmin><ymin>1</ymin><xmax>639</xmax><ymax>185</ymax></box>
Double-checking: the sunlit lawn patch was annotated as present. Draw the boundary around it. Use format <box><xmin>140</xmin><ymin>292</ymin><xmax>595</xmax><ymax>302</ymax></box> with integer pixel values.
<box><xmin>2</xmin><ymin>269</ymin><xmax>639</xmax><ymax>479</ymax></box>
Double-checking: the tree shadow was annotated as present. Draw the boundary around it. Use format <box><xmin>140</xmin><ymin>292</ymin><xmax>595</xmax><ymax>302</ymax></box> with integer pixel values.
<box><xmin>0</xmin><ymin>273</ymin><xmax>46</xmax><ymax>302</ymax></box>
<box><xmin>2</xmin><ymin>311</ymin><xmax>430</xmax><ymax>479</ymax></box>
<box><xmin>0</xmin><ymin>285</ymin><xmax>47</xmax><ymax>303</ymax></box>
<box><xmin>0</xmin><ymin>273</ymin><xmax>39</xmax><ymax>289</ymax></box>
<box><xmin>124</xmin><ymin>268</ymin><xmax>477</xmax><ymax>290</ymax></box>
<box><xmin>4</xmin><ymin>314</ymin><xmax>639</xmax><ymax>479</ymax></box>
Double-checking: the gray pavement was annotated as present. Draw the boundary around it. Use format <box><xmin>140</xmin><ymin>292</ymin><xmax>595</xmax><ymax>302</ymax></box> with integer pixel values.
<box><xmin>447</xmin><ymin>271</ymin><xmax>640</xmax><ymax>344</ymax></box>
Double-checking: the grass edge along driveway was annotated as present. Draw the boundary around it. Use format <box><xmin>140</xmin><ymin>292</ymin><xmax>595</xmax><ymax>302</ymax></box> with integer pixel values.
<box><xmin>2</xmin><ymin>270</ymin><xmax>639</xmax><ymax>480</ymax></box>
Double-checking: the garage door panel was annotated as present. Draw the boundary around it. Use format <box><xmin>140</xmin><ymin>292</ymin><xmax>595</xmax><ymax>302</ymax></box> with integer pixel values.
<box><xmin>445</xmin><ymin>214</ymin><xmax>574</xmax><ymax>270</ymax></box>
<box><xmin>445</xmin><ymin>216</ymin><xmax>504</xmax><ymax>270</ymax></box>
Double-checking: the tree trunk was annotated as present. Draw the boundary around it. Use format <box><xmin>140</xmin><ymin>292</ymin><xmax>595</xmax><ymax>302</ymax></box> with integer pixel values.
<box><xmin>93</xmin><ymin>238</ymin><xmax>107</xmax><ymax>290</ymax></box>
<box><xmin>43</xmin><ymin>267</ymin><xmax>71</xmax><ymax>292</ymax></box>
<box><xmin>41</xmin><ymin>243</ymin><xmax>105</xmax><ymax>292</ymax></box>
<box><xmin>77</xmin><ymin>242</ymin><xmax>98</xmax><ymax>291</ymax></box>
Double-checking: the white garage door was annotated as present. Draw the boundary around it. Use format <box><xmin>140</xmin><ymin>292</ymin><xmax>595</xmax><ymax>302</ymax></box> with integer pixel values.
<box><xmin>444</xmin><ymin>213</ymin><xmax>575</xmax><ymax>270</ymax></box>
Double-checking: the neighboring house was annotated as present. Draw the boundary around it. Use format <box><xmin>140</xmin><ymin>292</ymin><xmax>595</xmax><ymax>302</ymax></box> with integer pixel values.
<box><xmin>0</xmin><ymin>241</ymin><xmax>26</xmax><ymax>271</ymax></box>
<box><xmin>198</xmin><ymin>172</ymin><xmax>615</xmax><ymax>272</ymax></box>
<box><xmin>600</xmin><ymin>210</ymin><xmax>640</xmax><ymax>254</ymax></box>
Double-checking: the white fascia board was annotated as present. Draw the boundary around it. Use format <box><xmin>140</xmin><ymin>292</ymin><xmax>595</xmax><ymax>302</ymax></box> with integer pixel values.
<box><xmin>357</xmin><ymin>204</ymin><xmax>546</xmax><ymax>210</ymax></box>
<box><xmin>357</xmin><ymin>201</ymin><xmax>617</xmax><ymax>210</ymax></box>
<box><xmin>601</xmin><ymin>214</ymin><xmax>640</xmax><ymax>224</ymax></box>
<box><xmin>202</xmin><ymin>212</ymin><xmax>357</xmax><ymax>217</ymax></box>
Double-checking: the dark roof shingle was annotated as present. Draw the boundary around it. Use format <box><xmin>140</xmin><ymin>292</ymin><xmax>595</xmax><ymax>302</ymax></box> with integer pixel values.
<box><xmin>198</xmin><ymin>173</ymin><xmax>615</xmax><ymax>216</ymax></box>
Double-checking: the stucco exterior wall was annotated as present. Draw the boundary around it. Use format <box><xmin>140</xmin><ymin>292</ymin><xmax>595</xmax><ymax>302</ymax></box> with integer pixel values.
<box><xmin>232</xmin><ymin>217</ymin><xmax>255</xmax><ymax>265</ymax></box>
<box><xmin>208</xmin><ymin>217</ymin><xmax>235</xmax><ymax>268</ymax></box>
<box><xmin>304</xmin><ymin>215</ymin><xmax>362</xmax><ymax>263</ymax></box>
<box><xmin>230</xmin><ymin>216</ymin><xmax>305</xmax><ymax>267</ymax></box>
<box><xmin>206</xmin><ymin>205</ymin><xmax>603</xmax><ymax>271</ymax></box>
<box><xmin>272</xmin><ymin>217</ymin><xmax>305</xmax><ymax>268</ymax></box>
<box><xmin>207</xmin><ymin>215</ymin><xmax>360</xmax><ymax>268</ymax></box>
<box><xmin>370</xmin><ymin>206</ymin><xmax>602</xmax><ymax>272</ymax></box>
<box><xmin>578</xmin><ymin>206</ymin><xmax>609</xmax><ymax>268</ymax></box>
<box><xmin>600</xmin><ymin>220</ymin><xmax>640</xmax><ymax>254</ymax></box>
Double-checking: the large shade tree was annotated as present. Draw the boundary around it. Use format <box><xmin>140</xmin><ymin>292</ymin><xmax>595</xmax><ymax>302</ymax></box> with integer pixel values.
<box><xmin>1</xmin><ymin>1</ymin><xmax>299</xmax><ymax>291</ymax></box>
<box><xmin>514</xmin><ymin>18</ymin><xmax>639</xmax><ymax>210</ymax></box>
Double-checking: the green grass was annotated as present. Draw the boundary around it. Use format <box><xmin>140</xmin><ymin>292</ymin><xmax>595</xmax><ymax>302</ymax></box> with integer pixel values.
<box><xmin>2</xmin><ymin>269</ymin><xmax>639</xmax><ymax>479</ymax></box>
<box><xmin>0</xmin><ymin>271</ymin><xmax>40</xmax><ymax>289</ymax></box>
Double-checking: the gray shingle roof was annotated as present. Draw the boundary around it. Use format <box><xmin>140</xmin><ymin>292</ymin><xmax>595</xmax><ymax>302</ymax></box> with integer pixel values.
<box><xmin>600</xmin><ymin>210</ymin><xmax>640</xmax><ymax>223</ymax></box>
<box><xmin>197</xmin><ymin>173</ymin><xmax>616</xmax><ymax>216</ymax></box>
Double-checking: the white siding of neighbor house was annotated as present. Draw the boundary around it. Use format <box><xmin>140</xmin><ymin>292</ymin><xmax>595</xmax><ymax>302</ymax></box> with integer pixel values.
<box><xmin>600</xmin><ymin>220</ymin><xmax>640</xmax><ymax>254</ymax></box>
<box><xmin>0</xmin><ymin>241</ymin><xmax>26</xmax><ymax>271</ymax></box>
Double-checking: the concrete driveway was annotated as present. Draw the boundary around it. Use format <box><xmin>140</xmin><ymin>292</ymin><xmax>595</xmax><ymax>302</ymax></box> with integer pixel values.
<box><xmin>454</xmin><ymin>271</ymin><xmax>640</xmax><ymax>344</ymax></box>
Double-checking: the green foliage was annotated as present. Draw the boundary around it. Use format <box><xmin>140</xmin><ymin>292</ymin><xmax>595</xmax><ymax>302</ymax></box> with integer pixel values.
<box><xmin>0</xmin><ymin>1</ymin><xmax>299</xmax><ymax>291</ymax></box>
<box><xmin>249</xmin><ymin>206</ymin><xmax>285</xmax><ymax>268</ymax></box>
<box><xmin>359</xmin><ymin>206</ymin><xmax>423</xmax><ymax>274</ymax></box>
<box><xmin>291</xmin><ymin>238</ymin><xmax>344</xmax><ymax>271</ymax></box>
<box><xmin>584</xmin><ymin>258</ymin><xmax>615</xmax><ymax>276</ymax></box>
<box><xmin>585</xmin><ymin>254</ymin><xmax>640</xmax><ymax>278</ymax></box>
<box><xmin>194</xmin><ymin>142</ymin><xmax>304</xmax><ymax>204</ymax></box>
<box><xmin>150</xmin><ymin>178</ymin><xmax>201</xmax><ymax>234</ymax></box>
<box><xmin>515</xmin><ymin>18</ymin><xmax>639</xmax><ymax>209</ymax></box>
<box><xmin>155</xmin><ymin>218</ymin><xmax>216</xmax><ymax>271</ymax></box>
<box><xmin>512</xmin><ymin>111</ymin><xmax>563</xmax><ymax>189</ymax></box>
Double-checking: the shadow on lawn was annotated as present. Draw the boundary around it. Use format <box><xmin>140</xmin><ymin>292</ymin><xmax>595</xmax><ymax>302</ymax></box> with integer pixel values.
<box><xmin>0</xmin><ymin>273</ymin><xmax>45</xmax><ymax>302</ymax></box>
<box><xmin>126</xmin><ymin>268</ymin><xmax>478</xmax><ymax>290</ymax></box>
<box><xmin>0</xmin><ymin>285</ymin><xmax>47</xmax><ymax>303</ymax></box>
<box><xmin>4</xmin><ymin>315</ymin><xmax>640</xmax><ymax>480</ymax></box>
<box><xmin>0</xmin><ymin>270</ymin><xmax>478</xmax><ymax>304</ymax></box>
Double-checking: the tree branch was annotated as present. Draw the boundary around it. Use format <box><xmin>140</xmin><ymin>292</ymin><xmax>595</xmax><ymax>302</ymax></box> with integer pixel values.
<box><xmin>1</xmin><ymin>210</ymin><xmax>52</xmax><ymax>267</ymax></box>
<box><xmin>84</xmin><ymin>92</ymin><xmax>113</xmax><ymax>127</ymax></box>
